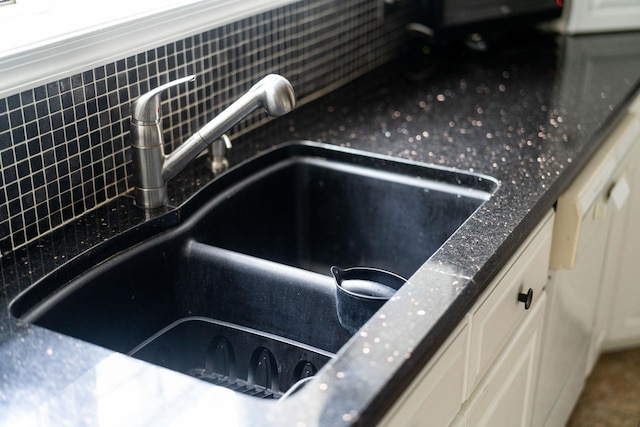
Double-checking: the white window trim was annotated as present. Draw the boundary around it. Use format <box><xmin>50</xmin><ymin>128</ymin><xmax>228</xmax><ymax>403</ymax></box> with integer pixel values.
<box><xmin>0</xmin><ymin>0</ymin><xmax>296</xmax><ymax>98</ymax></box>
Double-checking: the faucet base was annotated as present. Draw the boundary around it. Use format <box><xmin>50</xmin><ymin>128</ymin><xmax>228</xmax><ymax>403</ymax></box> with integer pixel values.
<box><xmin>134</xmin><ymin>186</ymin><xmax>168</xmax><ymax>209</ymax></box>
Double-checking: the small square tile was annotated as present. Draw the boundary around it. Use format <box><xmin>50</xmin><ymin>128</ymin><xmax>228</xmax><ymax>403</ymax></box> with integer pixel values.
<box><xmin>11</xmin><ymin>127</ymin><xmax>26</xmax><ymax>144</ymax></box>
<box><xmin>7</xmin><ymin>94</ymin><xmax>20</xmax><ymax>110</ymax></box>
<box><xmin>22</xmin><ymin>105</ymin><xmax>36</xmax><ymax>123</ymax></box>
<box><xmin>9</xmin><ymin>109</ymin><xmax>23</xmax><ymax>127</ymax></box>
<box><xmin>59</xmin><ymin>77</ymin><xmax>72</xmax><ymax>93</ymax></box>
<box><xmin>82</xmin><ymin>70</ymin><xmax>95</xmax><ymax>84</ymax></box>
<box><xmin>0</xmin><ymin>115</ymin><xmax>9</xmax><ymax>133</ymax></box>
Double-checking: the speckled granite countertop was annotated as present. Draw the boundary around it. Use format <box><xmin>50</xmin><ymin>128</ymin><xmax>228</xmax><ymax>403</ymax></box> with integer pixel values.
<box><xmin>2</xmin><ymin>31</ymin><xmax>640</xmax><ymax>426</ymax></box>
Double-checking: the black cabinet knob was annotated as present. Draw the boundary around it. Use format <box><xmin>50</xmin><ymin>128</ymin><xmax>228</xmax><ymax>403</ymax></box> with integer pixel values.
<box><xmin>518</xmin><ymin>288</ymin><xmax>534</xmax><ymax>310</ymax></box>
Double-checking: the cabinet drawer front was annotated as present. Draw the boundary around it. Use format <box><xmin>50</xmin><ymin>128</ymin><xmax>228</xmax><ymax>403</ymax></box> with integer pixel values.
<box><xmin>468</xmin><ymin>212</ymin><xmax>553</xmax><ymax>394</ymax></box>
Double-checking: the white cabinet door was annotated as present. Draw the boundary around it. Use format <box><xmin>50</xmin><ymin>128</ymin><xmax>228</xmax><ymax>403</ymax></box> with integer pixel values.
<box><xmin>605</xmin><ymin>127</ymin><xmax>640</xmax><ymax>349</ymax></box>
<box><xmin>534</xmin><ymin>99</ymin><xmax>640</xmax><ymax>427</ymax></box>
<box><xmin>534</xmin><ymin>199</ymin><xmax>611</xmax><ymax>427</ymax></box>
<box><xmin>378</xmin><ymin>320</ymin><xmax>469</xmax><ymax>427</ymax></box>
<box><xmin>467</xmin><ymin>212</ymin><xmax>553</xmax><ymax>395</ymax></box>
<box><xmin>462</xmin><ymin>293</ymin><xmax>546</xmax><ymax>427</ymax></box>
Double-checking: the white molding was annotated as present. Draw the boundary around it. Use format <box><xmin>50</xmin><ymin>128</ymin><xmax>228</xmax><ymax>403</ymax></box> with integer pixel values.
<box><xmin>0</xmin><ymin>0</ymin><xmax>297</xmax><ymax>98</ymax></box>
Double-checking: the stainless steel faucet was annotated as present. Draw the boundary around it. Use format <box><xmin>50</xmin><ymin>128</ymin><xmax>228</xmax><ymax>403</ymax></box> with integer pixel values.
<box><xmin>130</xmin><ymin>74</ymin><xmax>296</xmax><ymax>208</ymax></box>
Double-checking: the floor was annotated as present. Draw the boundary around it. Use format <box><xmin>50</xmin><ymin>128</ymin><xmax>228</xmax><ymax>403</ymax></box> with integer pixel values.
<box><xmin>566</xmin><ymin>347</ymin><xmax>640</xmax><ymax>427</ymax></box>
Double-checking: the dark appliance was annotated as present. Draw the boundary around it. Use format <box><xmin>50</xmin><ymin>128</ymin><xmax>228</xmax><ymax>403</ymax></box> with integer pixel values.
<box><xmin>417</xmin><ymin>0</ymin><xmax>562</xmax><ymax>36</ymax></box>
<box><xmin>407</xmin><ymin>0</ymin><xmax>562</xmax><ymax>52</ymax></box>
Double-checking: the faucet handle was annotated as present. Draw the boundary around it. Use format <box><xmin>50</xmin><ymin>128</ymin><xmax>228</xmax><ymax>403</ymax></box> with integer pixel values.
<box><xmin>209</xmin><ymin>134</ymin><xmax>232</xmax><ymax>175</ymax></box>
<box><xmin>131</xmin><ymin>75</ymin><xmax>196</xmax><ymax>124</ymax></box>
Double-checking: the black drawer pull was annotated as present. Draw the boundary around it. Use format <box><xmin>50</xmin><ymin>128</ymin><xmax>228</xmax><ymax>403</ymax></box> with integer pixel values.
<box><xmin>518</xmin><ymin>288</ymin><xmax>534</xmax><ymax>310</ymax></box>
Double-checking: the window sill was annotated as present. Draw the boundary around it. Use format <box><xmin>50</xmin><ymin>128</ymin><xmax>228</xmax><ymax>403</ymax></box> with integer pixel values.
<box><xmin>0</xmin><ymin>0</ymin><xmax>294</xmax><ymax>98</ymax></box>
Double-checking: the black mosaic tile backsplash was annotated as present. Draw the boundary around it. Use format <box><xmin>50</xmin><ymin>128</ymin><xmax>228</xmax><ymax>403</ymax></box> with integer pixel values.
<box><xmin>0</xmin><ymin>0</ymin><xmax>407</xmax><ymax>256</ymax></box>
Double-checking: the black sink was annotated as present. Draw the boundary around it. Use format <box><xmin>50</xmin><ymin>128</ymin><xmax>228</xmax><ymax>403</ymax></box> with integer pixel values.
<box><xmin>185</xmin><ymin>143</ymin><xmax>498</xmax><ymax>278</ymax></box>
<box><xmin>11</xmin><ymin>142</ymin><xmax>498</xmax><ymax>398</ymax></box>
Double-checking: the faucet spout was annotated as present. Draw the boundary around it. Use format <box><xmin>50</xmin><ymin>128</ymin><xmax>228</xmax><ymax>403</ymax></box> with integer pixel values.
<box><xmin>130</xmin><ymin>74</ymin><xmax>296</xmax><ymax>209</ymax></box>
<box><xmin>162</xmin><ymin>75</ymin><xmax>295</xmax><ymax>183</ymax></box>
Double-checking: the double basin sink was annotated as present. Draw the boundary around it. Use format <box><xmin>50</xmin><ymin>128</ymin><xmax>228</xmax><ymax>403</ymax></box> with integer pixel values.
<box><xmin>11</xmin><ymin>142</ymin><xmax>497</xmax><ymax>399</ymax></box>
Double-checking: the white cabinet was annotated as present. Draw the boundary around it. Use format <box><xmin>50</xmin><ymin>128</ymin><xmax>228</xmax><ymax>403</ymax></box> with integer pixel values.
<box><xmin>379</xmin><ymin>211</ymin><xmax>554</xmax><ymax>427</ymax></box>
<box><xmin>466</xmin><ymin>216</ymin><xmax>552</xmax><ymax>396</ymax></box>
<box><xmin>377</xmin><ymin>320</ymin><xmax>469</xmax><ymax>427</ymax></box>
<box><xmin>460</xmin><ymin>212</ymin><xmax>553</xmax><ymax>427</ymax></box>
<box><xmin>535</xmin><ymin>185</ymin><xmax>615</xmax><ymax>427</ymax></box>
<box><xmin>534</xmin><ymin>96</ymin><xmax>640</xmax><ymax>427</ymax></box>
<box><xmin>461</xmin><ymin>293</ymin><xmax>546</xmax><ymax>427</ymax></box>
<box><xmin>604</xmin><ymin>116</ymin><xmax>640</xmax><ymax>349</ymax></box>
<box><xmin>564</xmin><ymin>0</ymin><xmax>640</xmax><ymax>34</ymax></box>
